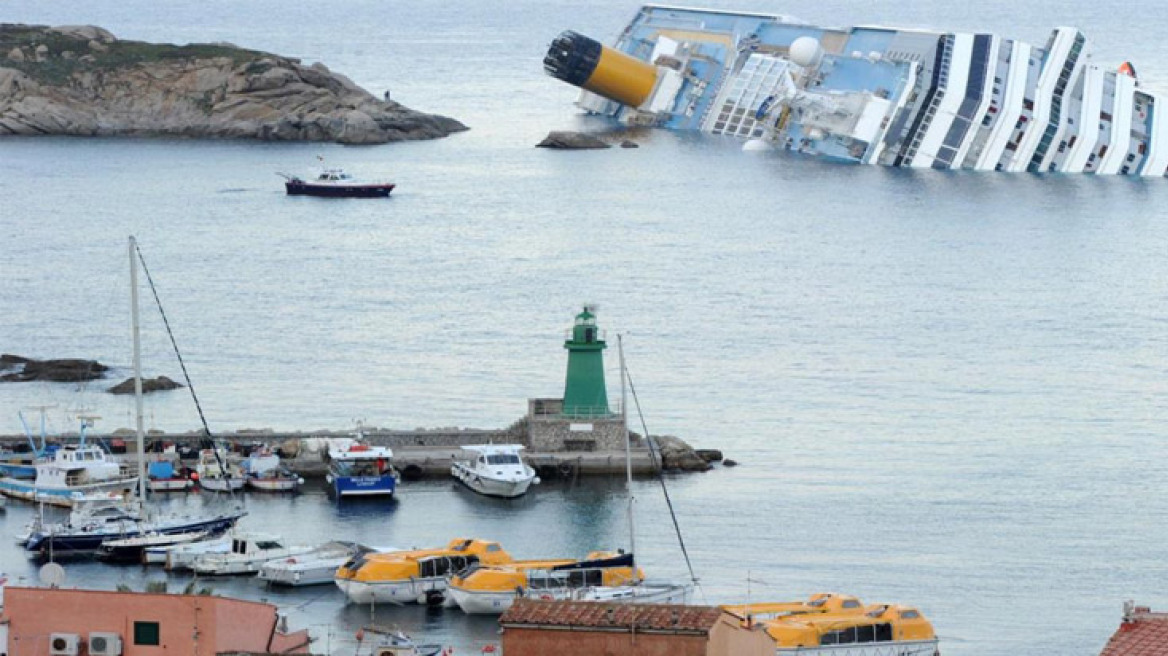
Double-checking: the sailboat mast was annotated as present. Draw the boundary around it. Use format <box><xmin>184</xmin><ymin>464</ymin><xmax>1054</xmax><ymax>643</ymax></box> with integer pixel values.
<box><xmin>129</xmin><ymin>236</ymin><xmax>148</xmax><ymax>501</ymax></box>
<box><xmin>618</xmin><ymin>334</ymin><xmax>635</xmax><ymax>568</ymax></box>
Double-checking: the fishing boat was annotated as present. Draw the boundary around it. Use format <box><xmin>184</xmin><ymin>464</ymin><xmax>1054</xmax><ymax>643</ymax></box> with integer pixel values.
<box><xmin>191</xmin><ymin>534</ymin><xmax>314</xmax><ymax>576</ymax></box>
<box><xmin>147</xmin><ymin>461</ymin><xmax>192</xmax><ymax>492</ymax></box>
<box><xmin>545</xmin><ymin>6</ymin><xmax>1168</xmax><ymax>176</ymax></box>
<box><xmin>258</xmin><ymin>541</ymin><xmax>386</xmax><ymax>587</ymax></box>
<box><xmin>195</xmin><ymin>448</ymin><xmax>246</xmax><ymax>492</ymax></box>
<box><xmin>721</xmin><ymin>593</ymin><xmax>938</xmax><ymax>655</ymax></box>
<box><xmin>334</xmin><ymin>538</ymin><xmax>513</xmax><ymax>605</ymax></box>
<box><xmin>242</xmin><ymin>447</ymin><xmax>303</xmax><ymax>492</ymax></box>
<box><xmin>450</xmin><ymin>444</ymin><xmax>540</xmax><ymax>498</ymax></box>
<box><xmin>325</xmin><ymin>438</ymin><xmax>398</xmax><ymax>498</ymax></box>
<box><xmin>96</xmin><ymin>529</ymin><xmax>211</xmax><ymax>563</ymax></box>
<box><xmin>0</xmin><ymin>443</ymin><xmax>138</xmax><ymax>507</ymax></box>
<box><xmin>281</xmin><ymin>168</ymin><xmax>395</xmax><ymax>198</ymax></box>
<box><xmin>0</xmin><ymin>408</ymin><xmax>54</xmax><ymax>479</ymax></box>
<box><xmin>355</xmin><ymin>627</ymin><xmax>443</xmax><ymax>656</ymax></box>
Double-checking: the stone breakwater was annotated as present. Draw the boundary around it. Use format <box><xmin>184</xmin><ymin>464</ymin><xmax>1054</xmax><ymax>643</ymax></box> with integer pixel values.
<box><xmin>0</xmin><ymin>427</ymin><xmax>724</xmax><ymax>477</ymax></box>
<box><xmin>0</xmin><ymin>24</ymin><xmax>467</xmax><ymax>143</ymax></box>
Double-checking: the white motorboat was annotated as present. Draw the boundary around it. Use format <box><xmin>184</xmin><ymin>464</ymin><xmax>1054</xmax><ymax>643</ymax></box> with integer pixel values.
<box><xmin>258</xmin><ymin>541</ymin><xmax>389</xmax><ymax>587</ymax></box>
<box><xmin>162</xmin><ymin>534</ymin><xmax>233</xmax><ymax>570</ymax></box>
<box><xmin>191</xmin><ymin>533</ymin><xmax>314</xmax><ymax>576</ymax></box>
<box><xmin>451</xmin><ymin>444</ymin><xmax>539</xmax><ymax>498</ymax></box>
<box><xmin>243</xmin><ymin>448</ymin><xmax>303</xmax><ymax>492</ymax></box>
<box><xmin>195</xmin><ymin>448</ymin><xmax>245</xmax><ymax>492</ymax></box>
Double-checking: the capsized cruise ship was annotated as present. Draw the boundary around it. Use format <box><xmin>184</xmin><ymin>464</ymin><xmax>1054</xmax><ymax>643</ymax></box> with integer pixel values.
<box><xmin>543</xmin><ymin>5</ymin><xmax>1166</xmax><ymax>175</ymax></box>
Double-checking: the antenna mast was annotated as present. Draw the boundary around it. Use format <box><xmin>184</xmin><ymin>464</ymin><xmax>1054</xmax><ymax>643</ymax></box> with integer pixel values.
<box><xmin>619</xmin><ymin>334</ymin><xmax>635</xmax><ymax>568</ymax></box>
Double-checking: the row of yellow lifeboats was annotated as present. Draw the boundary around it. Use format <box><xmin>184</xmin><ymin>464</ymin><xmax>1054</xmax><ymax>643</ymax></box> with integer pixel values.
<box><xmin>332</xmin><ymin>538</ymin><xmax>937</xmax><ymax>651</ymax></box>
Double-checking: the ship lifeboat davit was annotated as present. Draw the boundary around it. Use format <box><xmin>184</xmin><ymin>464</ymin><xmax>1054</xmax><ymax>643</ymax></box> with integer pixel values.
<box><xmin>543</xmin><ymin>31</ymin><xmax>659</xmax><ymax>107</ymax></box>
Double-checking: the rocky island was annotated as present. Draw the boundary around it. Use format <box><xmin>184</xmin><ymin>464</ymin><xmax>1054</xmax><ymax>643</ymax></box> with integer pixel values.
<box><xmin>0</xmin><ymin>24</ymin><xmax>466</xmax><ymax>143</ymax></box>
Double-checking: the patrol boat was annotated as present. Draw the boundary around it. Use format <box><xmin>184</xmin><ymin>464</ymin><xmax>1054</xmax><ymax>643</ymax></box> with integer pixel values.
<box><xmin>545</xmin><ymin>5</ymin><xmax>1167</xmax><ymax>176</ymax></box>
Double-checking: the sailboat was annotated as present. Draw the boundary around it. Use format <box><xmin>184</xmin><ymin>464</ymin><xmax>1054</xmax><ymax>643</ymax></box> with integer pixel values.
<box><xmin>21</xmin><ymin>237</ymin><xmax>245</xmax><ymax>556</ymax></box>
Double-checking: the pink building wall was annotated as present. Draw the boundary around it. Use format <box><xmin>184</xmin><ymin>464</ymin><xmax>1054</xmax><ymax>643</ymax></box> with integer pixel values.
<box><xmin>1</xmin><ymin>588</ymin><xmax>309</xmax><ymax>656</ymax></box>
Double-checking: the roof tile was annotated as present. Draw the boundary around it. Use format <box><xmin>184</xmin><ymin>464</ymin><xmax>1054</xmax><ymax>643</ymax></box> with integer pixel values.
<box><xmin>501</xmin><ymin>599</ymin><xmax>725</xmax><ymax>633</ymax></box>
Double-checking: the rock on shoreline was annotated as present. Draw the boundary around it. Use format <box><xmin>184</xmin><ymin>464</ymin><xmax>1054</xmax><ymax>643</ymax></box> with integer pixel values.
<box><xmin>0</xmin><ymin>23</ymin><xmax>467</xmax><ymax>144</ymax></box>
<box><xmin>0</xmin><ymin>354</ymin><xmax>108</xmax><ymax>382</ymax></box>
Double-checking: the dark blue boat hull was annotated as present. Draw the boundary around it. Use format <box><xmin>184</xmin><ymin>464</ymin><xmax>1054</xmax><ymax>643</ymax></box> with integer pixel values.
<box><xmin>25</xmin><ymin>512</ymin><xmax>244</xmax><ymax>556</ymax></box>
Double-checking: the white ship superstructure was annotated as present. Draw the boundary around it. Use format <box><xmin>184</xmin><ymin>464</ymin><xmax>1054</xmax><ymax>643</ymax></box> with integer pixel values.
<box><xmin>543</xmin><ymin>5</ymin><xmax>1162</xmax><ymax>176</ymax></box>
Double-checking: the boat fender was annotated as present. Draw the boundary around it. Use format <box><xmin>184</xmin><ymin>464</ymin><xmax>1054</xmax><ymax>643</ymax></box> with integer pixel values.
<box><xmin>540</xmin><ymin>594</ymin><xmax>553</xmax><ymax>601</ymax></box>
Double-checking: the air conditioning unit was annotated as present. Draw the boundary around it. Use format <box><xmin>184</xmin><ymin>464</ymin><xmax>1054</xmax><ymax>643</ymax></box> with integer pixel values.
<box><xmin>89</xmin><ymin>632</ymin><xmax>123</xmax><ymax>656</ymax></box>
<box><xmin>49</xmin><ymin>633</ymin><xmax>80</xmax><ymax>656</ymax></box>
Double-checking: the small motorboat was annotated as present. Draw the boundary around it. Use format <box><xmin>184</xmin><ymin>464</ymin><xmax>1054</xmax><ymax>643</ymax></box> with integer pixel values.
<box><xmin>242</xmin><ymin>448</ymin><xmax>303</xmax><ymax>492</ymax></box>
<box><xmin>281</xmin><ymin>168</ymin><xmax>395</xmax><ymax>198</ymax></box>
<box><xmin>451</xmin><ymin>444</ymin><xmax>539</xmax><ymax>498</ymax></box>
<box><xmin>258</xmin><ymin>541</ymin><xmax>389</xmax><ymax>587</ymax></box>
<box><xmin>147</xmin><ymin>461</ymin><xmax>192</xmax><ymax>492</ymax></box>
<box><xmin>191</xmin><ymin>533</ymin><xmax>314</xmax><ymax>576</ymax></box>
<box><xmin>158</xmin><ymin>533</ymin><xmax>233</xmax><ymax>569</ymax></box>
<box><xmin>97</xmin><ymin>529</ymin><xmax>211</xmax><ymax>563</ymax></box>
<box><xmin>355</xmin><ymin>626</ymin><xmax>443</xmax><ymax>656</ymax></box>
<box><xmin>195</xmin><ymin>448</ymin><xmax>245</xmax><ymax>493</ymax></box>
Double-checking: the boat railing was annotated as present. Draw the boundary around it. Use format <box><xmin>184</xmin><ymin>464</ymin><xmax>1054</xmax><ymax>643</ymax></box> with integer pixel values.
<box><xmin>774</xmin><ymin>638</ymin><xmax>939</xmax><ymax>656</ymax></box>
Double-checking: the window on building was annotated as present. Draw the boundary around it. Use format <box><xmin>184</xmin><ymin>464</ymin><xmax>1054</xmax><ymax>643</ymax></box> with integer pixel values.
<box><xmin>134</xmin><ymin>621</ymin><xmax>161</xmax><ymax>646</ymax></box>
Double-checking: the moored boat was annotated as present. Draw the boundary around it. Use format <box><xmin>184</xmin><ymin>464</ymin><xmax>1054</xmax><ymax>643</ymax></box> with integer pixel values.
<box><xmin>191</xmin><ymin>533</ymin><xmax>314</xmax><ymax>576</ymax></box>
<box><xmin>447</xmin><ymin>551</ymin><xmax>646</xmax><ymax>614</ymax></box>
<box><xmin>195</xmin><ymin>448</ymin><xmax>246</xmax><ymax>492</ymax></box>
<box><xmin>258</xmin><ymin>541</ymin><xmax>388</xmax><ymax>587</ymax></box>
<box><xmin>451</xmin><ymin>444</ymin><xmax>539</xmax><ymax>498</ymax></box>
<box><xmin>335</xmin><ymin>538</ymin><xmax>513</xmax><ymax>605</ymax></box>
<box><xmin>0</xmin><ymin>444</ymin><xmax>138</xmax><ymax>507</ymax></box>
<box><xmin>355</xmin><ymin>626</ymin><xmax>443</xmax><ymax>656</ymax></box>
<box><xmin>147</xmin><ymin>460</ymin><xmax>192</xmax><ymax>492</ymax></box>
<box><xmin>97</xmin><ymin>529</ymin><xmax>211</xmax><ymax>563</ymax></box>
<box><xmin>722</xmin><ymin>593</ymin><xmax>938</xmax><ymax>655</ymax></box>
<box><xmin>282</xmin><ymin>168</ymin><xmax>395</xmax><ymax>198</ymax></box>
<box><xmin>243</xmin><ymin>448</ymin><xmax>303</xmax><ymax>492</ymax></box>
<box><xmin>325</xmin><ymin>438</ymin><xmax>398</xmax><ymax>498</ymax></box>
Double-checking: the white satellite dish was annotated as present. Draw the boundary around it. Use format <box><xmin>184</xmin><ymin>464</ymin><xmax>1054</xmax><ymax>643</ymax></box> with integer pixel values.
<box><xmin>39</xmin><ymin>562</ymin><xmax>66</xmax><ymax>588</ymax></box>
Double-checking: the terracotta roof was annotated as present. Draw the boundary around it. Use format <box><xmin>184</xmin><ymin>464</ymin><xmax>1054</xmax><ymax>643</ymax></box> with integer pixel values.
<box><xmin>1100</xmin><ymin>605</ymin><xmax>1168</xmax><ymax>656</ymax></box>
<box><xmin>500</xmin><ymin>599</ymin><xmax>725</xmax><ymax>633</ymax></box>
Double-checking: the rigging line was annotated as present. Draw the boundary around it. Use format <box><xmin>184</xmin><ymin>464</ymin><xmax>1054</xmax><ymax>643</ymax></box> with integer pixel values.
<box><xmin>132</xmin><ymin>242</ymin><xmax>235</xmax><ymax>494</ymax></box>
<box><xmin>624</xmin><ymin>365</ymin><xmax>705</xmax><ymax>603</ymax></box>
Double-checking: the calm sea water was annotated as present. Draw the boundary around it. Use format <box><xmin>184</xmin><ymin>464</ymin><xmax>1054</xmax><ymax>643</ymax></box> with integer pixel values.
<box><xmin>4</xmin><ymin>1</ymin><xmax>1168</xmax><ymax>654</ymax></box>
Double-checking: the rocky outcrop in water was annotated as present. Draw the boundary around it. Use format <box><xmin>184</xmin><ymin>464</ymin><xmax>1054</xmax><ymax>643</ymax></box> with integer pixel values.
<box><xmin>536</xmin><ymin>130</ymin><xmax>611</xmax><ymax>149</ymax></box>
<box><xmin>0</xmin><ymin>354</ymin><xmax>109</xmax><ymax>382</ymax></box>
<box><xmin>0</xmin><ymin>24</ymin><xmax>466</xmax><ymax>143</ymax></box>
<box><xmin>107</xmin><ymin>376</ymin><xmax>184</xmax><ymax>395</ymax></box>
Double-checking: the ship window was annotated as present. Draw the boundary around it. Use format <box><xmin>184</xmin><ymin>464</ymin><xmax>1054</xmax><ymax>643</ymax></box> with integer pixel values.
<box><xmin>487</xmin><ymin>455</ymin><xmax>521</xmax><ymax>465</ymax></box>
<box><xmin>486</xmin><ymin>544</ymin><xmax>501</xmax><ymax>552</ymax></box>
<box><xmin>842</xmin><ymin>599</ymin><xmax>861</xmax><ymax>609</ymax></box>
<box><xmin>855</xmin><ymin>625</ymin><xmax>875</xmax><ymax>643</ymax></box>
<box><xmin>255</xmin><ymin>541</ymin><xmax>282</xmax><ymax>550</ymax></box>
<box><xmin>134</xmin><ymin>621</ymin><xmax>161</xmax><ymax>646</ymax></box>
<box><xmin>900</xmin><ymin>610</ymin><xmax>921</xmax><ymax>619</ymax></box>
<box><xmin>875</xmin><ymin>623</ymin><xmax>894</xmax><ymax>641</ymax></box>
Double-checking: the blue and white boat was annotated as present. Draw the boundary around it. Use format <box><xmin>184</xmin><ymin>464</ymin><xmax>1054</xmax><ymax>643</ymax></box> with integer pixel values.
<box><xmin>0</xmin><ymin>444</ymin><xmax>138</xmax><ymax>507</ymax></box>
<box><xmin>325</xmin><ymin>439</ymin><xmax>398</xmax><ymax>498</ymax></box>
<box><xmin>22</xmin><ymin>494</ymin><xmax>244</xmax><ymax>556</ymax></box>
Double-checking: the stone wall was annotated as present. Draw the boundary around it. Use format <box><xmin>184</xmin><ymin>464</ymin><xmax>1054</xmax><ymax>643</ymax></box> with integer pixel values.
<box><xmin>527</xmin><ymin>397</ymin><xmax>628</xmax><ymax>452</ymax></box>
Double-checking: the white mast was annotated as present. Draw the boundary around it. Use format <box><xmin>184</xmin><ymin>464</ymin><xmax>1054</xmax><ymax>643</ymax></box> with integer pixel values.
<box><xmin>129</xmin><ymin>236</ymin><xmax>148</xmax><ymax>501</ymax></box>
<box><xmin>618</xmin><ymin>334</ymin><xmax>635</xmax><ymax>567</ymax></box>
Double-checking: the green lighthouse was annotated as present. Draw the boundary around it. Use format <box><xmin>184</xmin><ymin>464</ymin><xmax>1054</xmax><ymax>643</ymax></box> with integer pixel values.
<box><xmin>562</xmin><ymin>305</ymin><xmax>610</xmax><ymax>417</ymax></box>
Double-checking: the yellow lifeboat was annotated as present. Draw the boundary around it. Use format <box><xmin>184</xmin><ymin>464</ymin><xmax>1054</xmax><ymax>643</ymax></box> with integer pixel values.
<box><xmin>446</xmin><ymin>551</ymin><xmax>641</xmax><ymax>614</ymax></box>
<box><xmin>723</xmin><ymin>593</ymin><xmax>937</xmax><ymax>654</ymax></box>
<box><xmin>334</xmin><ymin>538</ymin><xmax>513</xmax><ymax>605</ymax></box>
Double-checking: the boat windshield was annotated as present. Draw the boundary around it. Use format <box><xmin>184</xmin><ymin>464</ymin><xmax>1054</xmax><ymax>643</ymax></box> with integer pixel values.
<box><xmin>486</xmin><ymin>454</ymin><xmax>521</xmax><ymax>465</ymax></box>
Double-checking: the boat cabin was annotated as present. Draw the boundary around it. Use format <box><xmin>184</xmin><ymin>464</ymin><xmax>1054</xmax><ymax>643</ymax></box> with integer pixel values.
<box><xmin>317</xmin><ymin>168</ymin><xmax>353</xmax><ymax>182</ymax></box>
